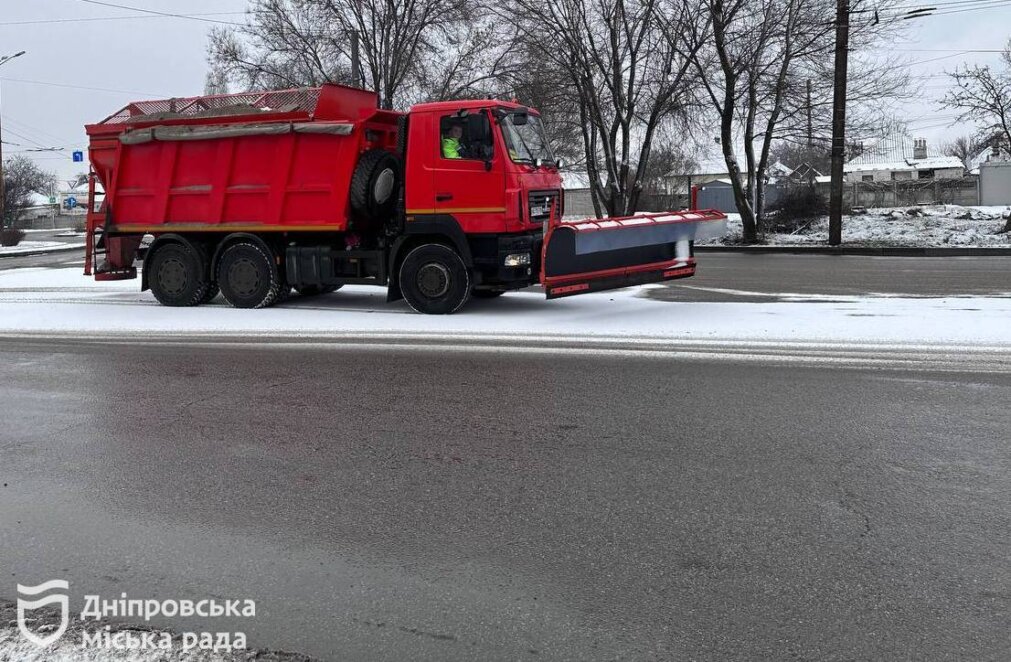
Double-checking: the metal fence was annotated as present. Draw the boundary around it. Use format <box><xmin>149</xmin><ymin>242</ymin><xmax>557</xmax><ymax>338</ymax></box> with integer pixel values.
<box><xmin>839</xmin><ymin>177</ymin><xmax>979</xmax><ymax>208</ymax></box>
<box><xmin>10</xmin><ymin>214</ymin><xmax>86</xmax><ymax>231</ymax></box>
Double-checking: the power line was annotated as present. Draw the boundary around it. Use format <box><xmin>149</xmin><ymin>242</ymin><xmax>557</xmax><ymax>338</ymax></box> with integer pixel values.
<box><xmin>75</xmin><ymin>0</ymin><xmax>244</xmax><ymax>26</ymax></box>
<box><xmin>0</xmin><ymin>12</ymin><xmax>249</xmax><ymax>27</ymax></box>
<box><xmin>2</xmin><ymin>114</ymin><xmax>78</xmax><ymax>147</ymax></box>
<box><xmin>0</xmin><ymin>76</ymin><xmax>170</xmax><ymax>98</ymax></box>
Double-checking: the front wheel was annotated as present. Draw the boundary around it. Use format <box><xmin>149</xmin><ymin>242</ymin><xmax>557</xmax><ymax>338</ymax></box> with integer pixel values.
<box><xmin>398</xmin><ymin>243</ymin><xmax>471</xmax><ymax>314</ymax></box>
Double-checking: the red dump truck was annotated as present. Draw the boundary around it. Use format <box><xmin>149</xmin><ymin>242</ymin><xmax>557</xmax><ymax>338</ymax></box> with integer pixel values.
<box><xmin>84</xmin><ymin>84</ymin><xmax>726</xmax><ymax>314</ymax></box>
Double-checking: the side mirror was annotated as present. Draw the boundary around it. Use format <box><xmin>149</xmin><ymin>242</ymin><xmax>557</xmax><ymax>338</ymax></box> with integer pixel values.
<box><xmin>512</xmin><ymin>109</ymin><xmax>529</xmax><ymax>126</ymax></box>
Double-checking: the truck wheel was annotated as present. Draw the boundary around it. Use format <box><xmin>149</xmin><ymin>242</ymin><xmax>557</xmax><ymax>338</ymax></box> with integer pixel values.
<box><xmin>472</xmin><ymin>289</ymin><xmax>506</xmax><ymax>299</ymax></box>
<box><xmin>217</xmin><ymin>241</ymin><xmax>283</xmax><ymax>309</ymax></box>
<box><xmin>194</xmin><ymin>243</ymin><xmax>218</xmax><ymax>304</ymax></box>
<box><xmin>199</xmin><ymin>282</ymin><xmax>220</xmax><ymax>304</ymax></box>
<box><xmin>350</xmin><ymin>149</ymin><xmax>400</xmax><ymax>222</ymax></box>
<box><xmin>295</xmin><ymin>284</ymin><xmax>342</xmax><ymax>296</ymax></box>
<box><xmin>148</xmin><ymin>242</ymin><xmax>209</xmax><ymax>307</ymax></box>
<box><xmin>399</xmin><ymin>243</ymin><xmax>471</xmax><ymax>314</ymax></box>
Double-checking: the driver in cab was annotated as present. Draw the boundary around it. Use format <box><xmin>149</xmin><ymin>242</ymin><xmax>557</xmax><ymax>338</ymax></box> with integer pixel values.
<box><xmin>441</xmin><ymin>123</ymin><xmax>467</xmax><ymax>159</ymax></box>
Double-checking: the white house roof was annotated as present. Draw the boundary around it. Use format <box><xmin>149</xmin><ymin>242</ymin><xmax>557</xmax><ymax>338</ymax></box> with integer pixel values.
<box><xmin>969</xmin><ymin>146</ymin><xmax>1011</xmax><ymax>174</ymax></box>
<box><xmin>27</xmin><ymin>191</ymin><xmax>53</xmax><ymax>207</ymax></box>
<box><xmin>845</xmin><ymin>134</ymin><xmax>964</xmax><ymax>173</ymax></box>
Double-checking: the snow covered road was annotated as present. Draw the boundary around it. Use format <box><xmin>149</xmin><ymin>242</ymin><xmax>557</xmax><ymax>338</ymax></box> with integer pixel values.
<box><xmin>1</xmin><ymin>267</ymin><xmax>1010</xmax><ymax>366</ymax></box>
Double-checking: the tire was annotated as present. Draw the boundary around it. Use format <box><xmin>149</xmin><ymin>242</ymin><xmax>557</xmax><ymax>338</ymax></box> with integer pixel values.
<box><xmin>349</xmin><ymin>149</ymin><xmax>400</xmax><ymax>223</ymax></box>
<box><xmin>199</xmin><ymin>282</ymin><xmax>220</xmax><ymax>304</ymax></box>
<box><xmin>295</xmin><ymin>284</ymin><xmax>342</xmax><ymax>296</ymax></box>
<box><xmin>217</xmin><ymin>241</ymin><xmax>283</xmax><ymax>309</ymax></box>
<box><xmin>395</xmin><ymin>115</ymin><xmax>409</xmax><ymax>159</ymax></box>
<box><xmin>472</xmin><ymin>289</ymin><xmax>506</xmax><ymax>299</ymax></box>
<box><xmin>398</xmin><ymin>243</ymin><xmax>471</xmax><ymax>314</ymax></box>
<box><xmin>147</xmin><ymin>242</ymin><xmax>209</xmax><ymax>307</ymax></box>
<box><xmin>195</xmin><ymin>242</ymin><xmax>219</xmax><ymax>304</ymax></box>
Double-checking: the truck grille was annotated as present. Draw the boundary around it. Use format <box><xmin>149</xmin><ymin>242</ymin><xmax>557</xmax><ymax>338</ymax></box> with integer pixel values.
<box><xmin>528</xmin><ymin>189</ymin><xmax>561</xmax><ymax>223</ymax></box>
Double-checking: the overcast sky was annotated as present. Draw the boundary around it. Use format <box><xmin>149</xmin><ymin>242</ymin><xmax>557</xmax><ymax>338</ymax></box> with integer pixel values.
<box><xmin>1</xmin><ymin>0</ymin><xmax>1009</xmax><ymax>186</ymax></box>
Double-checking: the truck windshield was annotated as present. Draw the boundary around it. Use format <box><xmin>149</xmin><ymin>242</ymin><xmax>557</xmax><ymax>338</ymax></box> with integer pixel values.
<box><xmin>500</xmin><ymin>113</ymin><xmax>555</xmax><ymax>165</ymax></box>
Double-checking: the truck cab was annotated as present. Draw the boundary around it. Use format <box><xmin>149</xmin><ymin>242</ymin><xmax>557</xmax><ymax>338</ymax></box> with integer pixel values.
<box><xmin>399</xmin><ymin>100</ymin><xmax>563</xmax><ymax>297</ymax></box>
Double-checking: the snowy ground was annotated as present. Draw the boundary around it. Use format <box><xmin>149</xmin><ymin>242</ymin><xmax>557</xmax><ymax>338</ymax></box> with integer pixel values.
<box><xmin>0</xmin><ymin>241</ymin><xmax>84</xmax><ymax>256</ymax></box>
<box><xmin>700</xmin><ymin>205</ymin><xmax>1011</xmax><ymax>247</ymax></box>
<box><xmin>2</xmin><ymin>268</ymin><xmax>1011</xmax><ymax>357</ymax></box>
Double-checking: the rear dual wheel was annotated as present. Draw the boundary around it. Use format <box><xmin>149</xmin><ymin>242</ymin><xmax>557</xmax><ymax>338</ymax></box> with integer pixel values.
<box><xmin>148</xmin><ymin>242</ymin><xmax>211</xmax><ymax>307</ymax></box>
<box><xmin>216</xmin><ymin>241</ymin><xmax>285</xmax><ymax>309</ymax></box>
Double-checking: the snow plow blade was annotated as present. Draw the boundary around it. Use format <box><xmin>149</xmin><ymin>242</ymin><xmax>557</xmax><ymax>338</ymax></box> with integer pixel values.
<box><xmin>541</xmin><ymin>210</ymin><xmax>728</xmax><ymax>299</ymax></box>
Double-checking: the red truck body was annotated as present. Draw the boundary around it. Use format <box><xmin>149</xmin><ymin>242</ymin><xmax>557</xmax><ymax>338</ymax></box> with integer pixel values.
<box><xmin>84</xmin><ymin>84</ymin><xmax>726</xmax><ymax>313</ymax></box>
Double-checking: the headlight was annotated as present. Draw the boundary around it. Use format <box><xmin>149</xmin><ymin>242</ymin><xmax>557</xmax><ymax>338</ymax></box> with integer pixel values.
<box><xmin>503</xmin><ymin>253</ymin><xmax>531</xmax><ymax>267</ymax></box>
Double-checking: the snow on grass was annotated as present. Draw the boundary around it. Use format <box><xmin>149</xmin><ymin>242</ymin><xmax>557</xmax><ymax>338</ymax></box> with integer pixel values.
<box><xmin>1</xmin><ymin>267</ymin><xmax>1010</xmax><ymax>348</ymax></box>
<box><xmin>701</xmin><ymin>205</ymin><xmax>1011</xmax><ymax>247</ymax></box>
<box><xmin>0</xmin><ymin>241</ymin><xmax>84</xmax><ymax>256</ymax></box>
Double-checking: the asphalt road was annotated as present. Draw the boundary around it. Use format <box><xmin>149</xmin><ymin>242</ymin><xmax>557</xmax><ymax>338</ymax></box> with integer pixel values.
<box><xmin>650</xmin><ymin>253</ymin><xmax>1011</xmax><ymax>302</ymax></box>
<box><xmin>1</xmin><ymin>339</ymin><xmax>1008</xmax><ymax>660</ymax></box>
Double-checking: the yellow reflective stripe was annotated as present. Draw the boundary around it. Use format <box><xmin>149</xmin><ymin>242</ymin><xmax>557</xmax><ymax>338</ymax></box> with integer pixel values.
<box><xmin>109</xmin><ymin>224</ymin><xmax>337</xmax><ymax>233</ymax></box>
<box><xmin>405</xmin><ymin>207</ymin><xmax>506</xmax><ymax>215</ymax></box>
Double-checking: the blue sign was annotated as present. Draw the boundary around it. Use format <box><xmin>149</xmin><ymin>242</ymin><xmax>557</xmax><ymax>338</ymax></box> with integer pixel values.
<box><xmin>72</xmin><ymin>151</ymin><xmax>84</xmax><ymax>163</ymax></box>
<box><xmin>65</xmin><ymin>197</ymin><xmax>77</xmax><ymax>209</ymax></box>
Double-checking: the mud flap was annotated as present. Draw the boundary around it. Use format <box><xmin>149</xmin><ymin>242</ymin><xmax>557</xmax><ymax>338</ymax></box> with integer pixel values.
<box><xmin>541</xmin><ymin>210</ymin><xmax>727</xmax><ymax>299</ymax></box>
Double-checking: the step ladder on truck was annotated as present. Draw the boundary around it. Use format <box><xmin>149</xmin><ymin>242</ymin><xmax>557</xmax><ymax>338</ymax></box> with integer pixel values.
<box><xmin>84</xmin><ymin>83</ymin><xmax>727</xmax><ymax>313</ymax></box>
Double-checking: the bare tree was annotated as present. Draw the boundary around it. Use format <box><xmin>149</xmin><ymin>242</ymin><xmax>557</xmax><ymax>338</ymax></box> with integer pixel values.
<box><xmin>942</xmin><ymin>40</ymin><xmax>1011</xmax><ymax>156</ymax></box>
<box><xmin>943</xmin><ymin>134</ymin><xmax>984</xmax><ymax>170</ymax></box>
<box><xmin>208</xmin><ymin>0</ymin><xmax>503</xmax><ymax>110</ymax></box>
<box><xmin>694</xmin><ymin>0</ymin><xmax>839</xmax><ymax>243</ymax></box>
<box><xmin>503</xmin><ymin>0</ymin><xmax>705</xmax><ymax>218</ymax></box>
<box><xmin>693</xmin><ymin>0</ymin><xmax>907</xmax><ymax>243</ymax></box>
<box><xmin>2</xmin><ymin>156</ymin><xmax>56</xmax><ymax>227</ymax></box>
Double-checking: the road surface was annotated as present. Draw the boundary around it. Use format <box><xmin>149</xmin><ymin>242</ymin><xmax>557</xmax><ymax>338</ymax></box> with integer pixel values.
<box><xmin>0</xmin><ymin>251</ymin><xmax>1008</xmax><ymax>659</ymax></box>
<box><xmin>1</xmin><ymin>338</ymin><xmax>1008</xmax><ymax>660</ymax></box>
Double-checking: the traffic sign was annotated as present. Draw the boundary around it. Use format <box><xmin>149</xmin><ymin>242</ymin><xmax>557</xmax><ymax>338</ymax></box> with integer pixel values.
<box><xmin>49</xmin><ymin>196</ymin><xmax>57</xmax><ymax>204</ymax></box>
<box><xmin>72</xmin><ymin>151</ymin><xmax>84</xmax><ymax>162</ymax></box>
<box><xmin>65</xmin><ymin>197</ymin><xmax>77</xmax><ymax>209</ymax></box>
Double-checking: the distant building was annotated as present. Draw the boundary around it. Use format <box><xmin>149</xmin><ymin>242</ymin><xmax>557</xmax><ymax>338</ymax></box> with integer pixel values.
<box><xmin>968</xmin><ymin>144</ymin><xmax>1011</xmax><ymax>175</ymax></box>
<box><xmin>844</xmin><ymin>135</ymin><xmax>964</xmax><ymax>183</ymax></box>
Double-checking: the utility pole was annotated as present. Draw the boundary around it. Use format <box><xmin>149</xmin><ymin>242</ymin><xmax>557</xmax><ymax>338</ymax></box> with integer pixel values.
<box><xmin>0</xmin><ymin>50</ymin><xmax>27</xmax><ymax>228</ymax></box>
<box><xmin>806</xmin><ymin>79</ymin><xmax>813</xmax><ymax>148</ymax></box>
<box><xmin>828</xmin><ymin>2</ymin><xmax>848</xmax><ymax>246</ymax></box>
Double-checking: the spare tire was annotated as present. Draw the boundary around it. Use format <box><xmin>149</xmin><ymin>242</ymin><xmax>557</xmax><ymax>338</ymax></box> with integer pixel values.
<box><xmin>350</xmin><ymin>149</ymin><xmax>400</xmax><ymax>223</ymax></box>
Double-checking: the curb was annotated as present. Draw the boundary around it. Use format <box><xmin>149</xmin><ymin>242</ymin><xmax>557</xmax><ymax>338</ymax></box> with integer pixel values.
<box><xmin>694</xmin><ymin>245</ymin><xmax>1011</xmax><ymax>256</ymax></box>
<box><xmin>0</xmin><ymin>244</ymin><xmax>84</xmax><ymax>259</ymax></box>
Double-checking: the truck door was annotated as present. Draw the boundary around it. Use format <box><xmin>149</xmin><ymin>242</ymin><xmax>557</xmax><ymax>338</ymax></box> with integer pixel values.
<box><xmin>432</xmin><ymin>111</ymin><xmax>505</xmax><ymax>225</ymax></box>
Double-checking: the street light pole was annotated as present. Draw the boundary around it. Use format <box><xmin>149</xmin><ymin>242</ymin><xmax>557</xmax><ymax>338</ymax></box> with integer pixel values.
<box><xmin>0</xmin><ymin>50</ymin><xmax>27</xmax><ymax>228</ymax></box>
